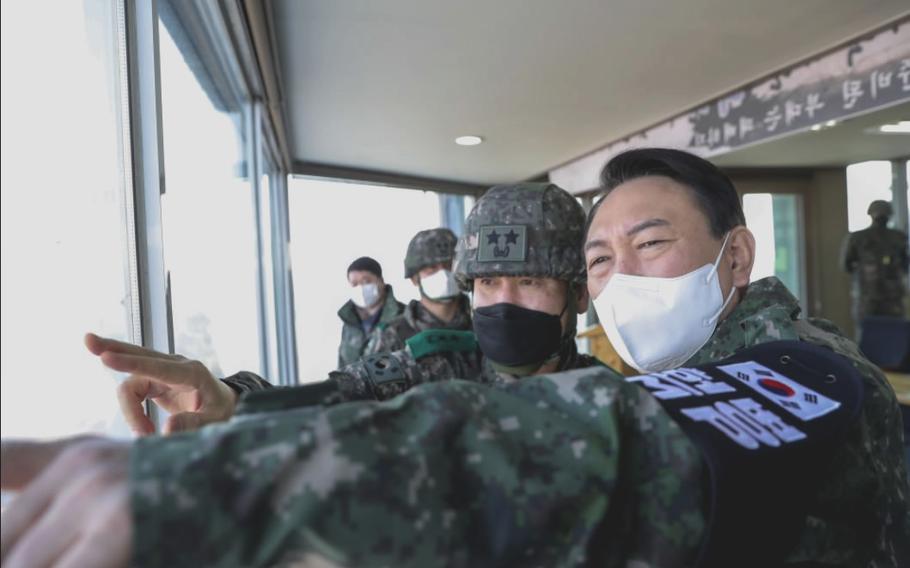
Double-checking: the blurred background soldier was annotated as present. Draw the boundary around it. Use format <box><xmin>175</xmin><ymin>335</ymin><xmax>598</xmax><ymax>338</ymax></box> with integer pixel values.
<box><xmin>337</xmin><ymin>256</ymin><xmax>405</xmax><ymax>367</ymax></box>
<box><xmin>840</xmin><ymin>200</ymin><xmax>909</xmax><ymax>339</ymax></box>
<box><xmin>364</xmin><ymin>228</ymin><xmax>470</xmax><ymax>354</ymax></box>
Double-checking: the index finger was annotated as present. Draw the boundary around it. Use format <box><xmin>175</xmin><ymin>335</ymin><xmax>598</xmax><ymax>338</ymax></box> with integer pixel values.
<box><xmin>84</xmin><ymin>333</ymin><xmax>172</xmax><ymax>361</ymax></box>
<box><xmin>100</xmin><ymin>352</ymin><xmax>199</xmax><ymax>388</ymax></box>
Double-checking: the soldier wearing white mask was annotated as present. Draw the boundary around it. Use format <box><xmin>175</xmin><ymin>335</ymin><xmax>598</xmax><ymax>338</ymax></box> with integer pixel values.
<box><xmin>338</xmin><ymin>256</ymin><xmax>405</xmax><ymax>367</ymax></box>
<box><xmin>364</xmin><ymin>228</ymin><xmax>472</xmax><ymax>355</ymax></box>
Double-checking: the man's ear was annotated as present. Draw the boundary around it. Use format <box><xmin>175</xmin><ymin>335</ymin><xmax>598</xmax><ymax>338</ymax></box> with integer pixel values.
<box><xmin>728</xmin><ymin>226</ymin><xmax>755</xmax><ymax>288</ymax></box>
<box><xmin>574</xmin><ymin>282</ymin><xmax>589</xmax><ymax>314</ymax></box>
<box><xmin>410</xmin><ymin>275</ymin><xmax>419</xmax><ymax>286</ymax></box>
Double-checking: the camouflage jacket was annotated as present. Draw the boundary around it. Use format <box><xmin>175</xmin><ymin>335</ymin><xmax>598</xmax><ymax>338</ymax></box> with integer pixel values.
<box><xmin>686</xmin><ymin>276</ymin><xmax>909</xmax><ymax>567</ymax></box>
<box><xmin>363</xmin><ymin>295</ymin><xmax>473</xmax><ymax>355</ymax></box>
<box><xmin>131</xmin><ymin>362</ymin><xmax>706</xmax><ymax>568</ymax></box>
<box><xmin>336</xmin><ymin>285</ymin><xmax>405</xmax><ymax>368</ymax></box>
<box><xmin>840</xmin><ymin>224</ymin><xmax>909</xmax><ymax>317</ymax></box>
<box><xmin>223</xmin><ymin>331</ymin><xmax>601</xmax><ymax>411</ymax></box>
<box><xmin>322</xmin><ymin>335</ymin><xmax>601</xmax><ymax>403</ymax></box>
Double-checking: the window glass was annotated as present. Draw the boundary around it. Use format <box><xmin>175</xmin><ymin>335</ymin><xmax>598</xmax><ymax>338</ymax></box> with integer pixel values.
<box><xmin>157</xmin><ymin>20</ymin><xmax>261</xmax><ymax>377</ymax></box>
<box><xmin>259</xmin><ymin>169</ymin><xmax>279</xmax><ymax>381</ymax></box>
<box><xmin>743</xmin><ymin>194</ymin><xmax>776</xmax><ymax>281</ymax></box>
<box><xmin>1</xmin><ymin>1</ymin><xmax>134</xmax><ymax>438</ymax></box>
<box><xmin>770</xmin><ymin>194</ymin><xmax>803</xmax><ymax>302</ymax></box>
<box><xmin>846</xmin><ymin>161</ymin><xmax>892</xmax><ymax>232</ymax></box>
<box><xmin>289</xmin><ymin>178</ymin><xmax>441</xmax><ymax>382</ymax></box>
<box><xmin>743</xmin><ymin>193</ymin><xmax>805</xmax><ymax>303</ymax></box>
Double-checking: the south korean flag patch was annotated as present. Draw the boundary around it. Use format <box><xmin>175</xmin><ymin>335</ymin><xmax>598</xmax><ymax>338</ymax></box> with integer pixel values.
<box><xmin>717</xmin><ymin>361</ymin><xmax>840</xmax><ymax>421</ymax></box>
<box><xmin>625</xmin><ymin>341</ymin><xmax>864</xmax><ymax>568</ymax></box>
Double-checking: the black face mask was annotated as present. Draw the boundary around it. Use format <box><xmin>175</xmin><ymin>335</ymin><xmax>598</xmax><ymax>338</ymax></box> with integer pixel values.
<box><xmin>473</xmin><ymin>303</ymin><xmax>563</xmax><ymax>370</ymax></box>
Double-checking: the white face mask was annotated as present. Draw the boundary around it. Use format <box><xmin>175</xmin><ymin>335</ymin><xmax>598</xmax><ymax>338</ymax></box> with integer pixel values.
<box><xmin>419</xmin><ymin>269</ymin><xmax>461</xmax><ymax>301</ymax></box>
<box><xmin>592</xmin><ymin>233</ymin><xmax>736</xmax><ymax>373</ymax></box>
<box><xmin>350</xmin><ymin>283</ymin><xmax>381</xmax><ymax>309</ymax></box>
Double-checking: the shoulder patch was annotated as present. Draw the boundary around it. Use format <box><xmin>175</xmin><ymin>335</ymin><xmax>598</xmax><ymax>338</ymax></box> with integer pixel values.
<box><xmin>477</xmin><ymin>225</ymin><xmax>527</xmax><ymax>262</ymax></box>
<box><xmin>406</xmin><ymin>329</ymin><xmax>478</xmax><ymax>360</ymax></box>
<box><xmin>361</xmin><ymin>353</ymin><xmax>407</xmax><ymax>388</ymax></box>
<box><xmin>716</xmin><ymin>360</ymin><xmax>840</xmax><ymax>421</ymax></box>
<box><xmin>624</xmin><ymin>340</ymin><xmax>865</xmax><ymax>567</ymax></box>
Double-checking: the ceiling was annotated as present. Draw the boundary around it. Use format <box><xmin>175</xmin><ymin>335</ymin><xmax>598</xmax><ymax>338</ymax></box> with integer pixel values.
<box><xmin>713</xmin><ymin>102</ymin><xmax>910</xmax><ymax>169</ymax></box>
<box><xmin>271</xmin><ymin>1</ymin><xmax>909</xmax><ymax>186</ymax></box>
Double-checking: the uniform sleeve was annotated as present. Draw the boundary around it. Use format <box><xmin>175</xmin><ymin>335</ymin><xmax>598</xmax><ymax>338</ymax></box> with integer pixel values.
<box><xmin>326</xmin><ymin>348</ymin><xmax>446</xmax><ymax>402</ymax></box>
<box><xmin>232</xmin><ymin>349</ymin><xmax>459</xmax><ymax>418</ymax></box>
<box><xmin>130</xmin><ymin>367</ymin><xmax>706</xmax><ymax>568</ymax></box>
<box><xmin>220</xmin><ymin>372</ymin><xmax>273</xmax><ymax>396</ymax></box>
<box><xmin>840</xmin><ymin>234</ymin><xmax>857</xmax><ymax>273</ymax></box>
<box><xmin>233</xmin><ymin>379</ymin><xmax>342</xmax><ymax>415</ymax></box>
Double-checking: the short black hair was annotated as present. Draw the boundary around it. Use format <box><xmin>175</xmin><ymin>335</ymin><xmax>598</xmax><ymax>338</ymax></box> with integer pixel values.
<box><xmin>585</xmin><ymin>148</ymin><xmax>745</xmax><ymax>239</ymax></box>
<box><xmin>347</xmin><ymin>256</ymin><xmax>383</xmax><ymax>279</ymax></box>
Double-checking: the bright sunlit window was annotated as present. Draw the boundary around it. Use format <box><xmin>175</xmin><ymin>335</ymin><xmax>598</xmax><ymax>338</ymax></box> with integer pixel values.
<box><xmin>743</xmin><ymin>193</ymin><xmax>805</xmax><ymax>304</ymax></box>
<box><xmin>158</xmin><ymin>20</ymin><xmax>263</xmax><ymax>378</ymax></box>
<box><xmin>1</xmin><ymin>1</ymin><xmax>135</xmax><ymax>439</ymax></box>
<box><xmin>258</xmin><ymin>169</ymin><xmax>279</xmax><ymax>381</ymax></box>
<box><xmin>289</xmin><ymin>178</ymin><xmax>443</xmax><ymax>382</ymax></box>
<box><xmin>743</xmin><ymin>194</ymin><xmax>776</xmax><ymax>281</ymax></box>
<box><xmin>846</xmin><ymin>161</ymin><xmax>893</xmax><ymax>232</ymax></box>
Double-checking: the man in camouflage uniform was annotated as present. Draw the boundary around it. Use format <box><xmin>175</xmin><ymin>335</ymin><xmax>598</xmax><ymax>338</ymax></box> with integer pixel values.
<box><xmin>585</xmin><ymin>148</ymin><xmax>908</xmax><ymax>567</ymax></box>
<box><xmin>840</xmin><ymin>200</ymin><xmax>909</xmax><ymax>337</ymax></box>
<box><xmin>363</xmin><ymin>228</ymin><xmax>472</xmax><ymax>355</ymax></box>
<box><xmin>336</xmin><ymin>256</ymin><xmax>405</xmax><ymax>367</ymax></box>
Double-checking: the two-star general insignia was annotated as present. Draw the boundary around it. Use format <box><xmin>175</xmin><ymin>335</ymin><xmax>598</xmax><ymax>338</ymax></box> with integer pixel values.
<box><xmin>478</xmin><ymin>225</ymin><xmax>527</xmax><ymax>262</ymax></box>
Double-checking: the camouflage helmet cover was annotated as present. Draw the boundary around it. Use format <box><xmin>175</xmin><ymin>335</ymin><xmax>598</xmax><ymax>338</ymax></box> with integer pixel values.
<box><xmin>454</xmin><ymin>182</ymin><xmax>586</xmax><ymax>287</ymax></box>
<box><xmin>867</xmin><ymin>200</ymin><xmax>893</xmax><ymax>218</ymax></box>
<box><xmin>404</xmin><ymin>228</ymin><xmax>458</xmax><ymax>278</ymax></box>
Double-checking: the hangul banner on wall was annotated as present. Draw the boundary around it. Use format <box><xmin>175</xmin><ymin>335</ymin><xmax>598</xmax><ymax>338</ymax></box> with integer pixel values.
<box><xmin>550</xmin><ymin>19</ymin><xmax>910</xmax><ymax>194</ymax></box>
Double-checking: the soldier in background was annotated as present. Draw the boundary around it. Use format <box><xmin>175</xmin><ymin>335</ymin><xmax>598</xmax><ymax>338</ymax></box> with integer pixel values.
<box><xmin>840</xmin><ymin>200</ymin><xmax>909</xmax><ymax>338</ymax></box>
<box><xmin>336</xmin><ymin>256</ymin><xmax>405</xmax><ymax>367</ymax></box>
<box><xmin>363</xmin><ymin>228</ymin><xmax>471</xmax><ymax>355</ymax></box>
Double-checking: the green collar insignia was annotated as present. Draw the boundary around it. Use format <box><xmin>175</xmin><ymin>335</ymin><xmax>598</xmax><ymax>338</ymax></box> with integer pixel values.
<box><xmin>406</xmin><ymin>329</ymin><xmax>478</xmax><ymax>360</ymax></box>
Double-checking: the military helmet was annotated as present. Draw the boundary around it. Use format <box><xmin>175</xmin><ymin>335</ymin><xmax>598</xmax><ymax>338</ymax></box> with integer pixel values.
<box><xmin>867</xmin><ymin>200</ymin><xmax>893</xmax><ymax>219</ymax></box>
<box><xmin>404</xmin><ymin>228</ymin><xmax>458</xmax><ymax>278</ymax></box>
<box><xmin>454</xmin><ymin>182</ymin><xmax>586</xmax><ymax>288</ymax></box>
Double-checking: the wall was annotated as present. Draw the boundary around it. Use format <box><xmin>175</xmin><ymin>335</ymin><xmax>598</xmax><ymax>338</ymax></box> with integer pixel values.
<box><xmin>808</xmin><ymin>169</ymin><xmax>852</xmax><ymax>336</ymax></box>
<box><xmin>726</xmin><ymin>168</ymin><xmax>854</xmax><ymax>338</ymax></box>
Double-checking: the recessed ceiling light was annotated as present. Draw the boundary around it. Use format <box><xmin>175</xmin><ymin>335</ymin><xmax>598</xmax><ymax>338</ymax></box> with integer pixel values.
<box><xmin>879</xmin><ymin>121</ymin><xmax>910</xmax><ymax>134</ymax></box>
<box><xmin>825</xmin><ymin>120</ymin><xmax>838</xmax><ymax>127</ymax></box>
<box><xmin>455</xmin><ymin>135</ymin><xmax>484</xmax><ymax>146</ymax></box>
<box><xmin>810</xmin><ymin>124</ymin><xmax>822</xmax><ymax>131</ymax></box>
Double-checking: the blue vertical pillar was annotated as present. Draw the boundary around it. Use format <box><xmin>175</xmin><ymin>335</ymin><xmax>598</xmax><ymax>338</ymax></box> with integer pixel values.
<box><xmin>439</xmin><ymin>193</ymin><xmax>466</xmax><ymax>236</ymax></box>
